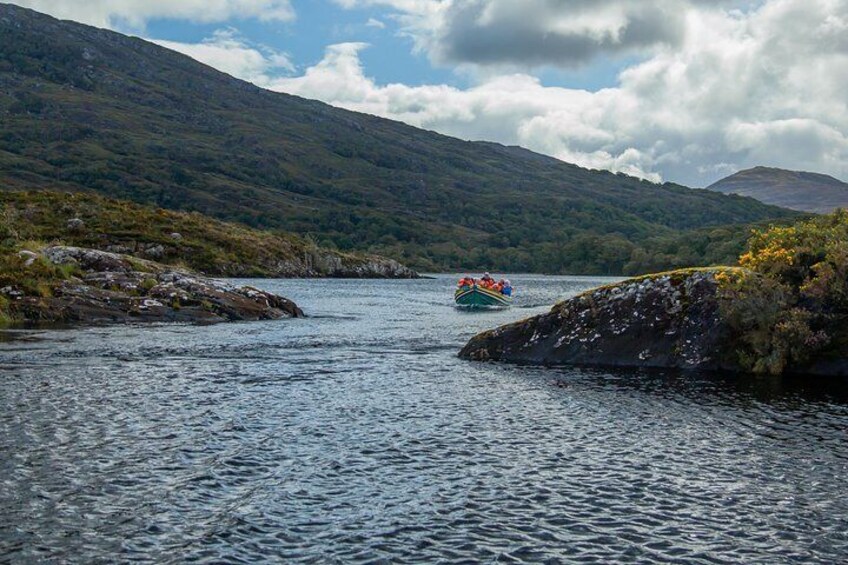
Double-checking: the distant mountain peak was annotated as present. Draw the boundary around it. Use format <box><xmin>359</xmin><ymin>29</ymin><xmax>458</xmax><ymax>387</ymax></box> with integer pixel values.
<box><xmin>707</xmin><ymin>167</ymin><xmax>848</xmax><ymax>214</ymax></box>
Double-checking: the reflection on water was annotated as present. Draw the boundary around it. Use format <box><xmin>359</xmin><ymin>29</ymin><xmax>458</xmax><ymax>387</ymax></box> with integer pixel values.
<box><xmin>2</xmin><ymin>274</ymin><xmax>848</xmax><ymax>563</ymax></box>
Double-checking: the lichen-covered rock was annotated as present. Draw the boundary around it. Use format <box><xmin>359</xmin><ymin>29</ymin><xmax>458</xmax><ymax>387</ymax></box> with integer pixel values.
<box><xmin>8</xmin><ymin>246</ymin><xmax>303</xmax><ymax>325</ymax></box>
<box><xmin>460</xmin><ymin>269</ymin><xmax>737</xmax><ymax>371</ymax></box>
<box><xmin>66</xmin><ymin>218</ymin><xmax>85</xmax><ymax>232</ymax></box>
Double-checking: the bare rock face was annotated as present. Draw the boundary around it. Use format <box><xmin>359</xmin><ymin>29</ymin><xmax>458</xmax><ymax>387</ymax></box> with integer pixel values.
<box><xmin>460</xmin><ymin>270</ymin><xmax>735</xmax><ymax>371</ymax></box>
<box><xmin>9</xmin><ymin>246</ymin><xmax>303</xmax><ymax>325</ymax></box>
<box><xmin>298</xmin><ymin>251</ymin><xmax>418</xmax><ymax>279</ymax></box>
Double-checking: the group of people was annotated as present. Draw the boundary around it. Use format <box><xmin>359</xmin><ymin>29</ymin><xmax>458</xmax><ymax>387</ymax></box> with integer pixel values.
<box><xmin>457</xmin><ymin>272</ymin><xmax>513</xmax><ymax>296</ymax></box>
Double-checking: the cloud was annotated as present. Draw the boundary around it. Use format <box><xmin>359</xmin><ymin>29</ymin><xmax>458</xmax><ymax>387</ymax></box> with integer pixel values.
<box><xmin>8</xmin><ymin>0</ymin><xmax>295</xmax><ymax>28</ymax></box>
<box><xmin>153</xmin><ymin>30</ymin><xmax>295</xmax><ymax>84</ymax></box>
<box><xmin>366</xmin><ymin>17</ymin><xmax>387</xmax><ymax>29</ymax></box>
<box><xmin>422</xmin><ymin>0</ymin><xmax>687</xmax><ymax>68</ymax></box>
<box><xmin>268</xmin><ymin>0</ymin><xmax>848</xmax><ymax>186</ymax></box>
<box><xmin>334</xmin><ymin>0</ymin><xmax>749</xmax><ymax>69</ymax></box>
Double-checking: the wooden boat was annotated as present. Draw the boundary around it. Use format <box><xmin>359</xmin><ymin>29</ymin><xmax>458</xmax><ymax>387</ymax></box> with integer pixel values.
<box><xmin>455</xmin><ymin>285</ymin><xmax>512</xmax><ymax>308</ymax></box>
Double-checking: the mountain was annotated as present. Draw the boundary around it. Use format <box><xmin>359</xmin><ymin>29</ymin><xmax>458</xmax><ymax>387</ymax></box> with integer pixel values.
<box><xmin>707</xmin><ymin>167</ymin><xmax>848</xmax><ymax>214</ymax></box>
<box><xmin>0</xmin><ymin>3</ymin><xmax>798</xmax><ymax>275</ymax></box>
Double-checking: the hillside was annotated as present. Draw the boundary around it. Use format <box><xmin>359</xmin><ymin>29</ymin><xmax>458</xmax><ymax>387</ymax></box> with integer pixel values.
<box><xmin>0</xmin><ymin>3</ymin><xmax>798</xmax><ymax>274</ymax></box>
<box><xmin>0</xmin><ymin>191</ymin><xmax>416</xmax><ymax>278</ymax></box>
<box><xmin>707</xmin><ymin>167</ymin><xmax>848</xmax><ymax>214</ymax></box>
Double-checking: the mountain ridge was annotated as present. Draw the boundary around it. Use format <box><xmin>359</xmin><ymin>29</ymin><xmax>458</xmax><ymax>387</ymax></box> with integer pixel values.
<box><xmin>707</xmin><ymin>166</ymin><xmax>848</xmax><ymax>214</ymax></box>
<box><xmin>0</xmin><ymin>2</ymin><xmax>798</xmax><ymax>274</ymax></box>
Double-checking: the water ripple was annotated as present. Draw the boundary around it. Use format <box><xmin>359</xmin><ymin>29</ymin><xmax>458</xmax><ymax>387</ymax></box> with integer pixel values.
<box><xmin>2</xmin><ymin>275</ymin><xmax>848</xmax><ymax>563</ymax></box>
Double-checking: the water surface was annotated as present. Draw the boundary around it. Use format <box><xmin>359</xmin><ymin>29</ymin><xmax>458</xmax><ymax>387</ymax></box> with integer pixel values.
<box><xmin>2</xmin><ymin>274</ymin><xmax>848</xmax><ymax>563</ymax></box>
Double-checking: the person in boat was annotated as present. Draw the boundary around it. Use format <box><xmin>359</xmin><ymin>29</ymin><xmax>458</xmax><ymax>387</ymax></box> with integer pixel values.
<box><xmin>458</xmin><ymin>276</ymin><xmax>475</xmax><ymax>289</ymax></box>
<box><xmin>501</xmin><ymin>279</ymin><xmax>513</xmax><ymax>297</ymax></box>
<box><xmin>494</xmin><ymin>279</ymin><xmax>505</xmax><ymax>293</ymax></box>
<box><xmin>479</xmin><ymin>272</ymin><xmax>495</xmax><ymax>289</ymax></box>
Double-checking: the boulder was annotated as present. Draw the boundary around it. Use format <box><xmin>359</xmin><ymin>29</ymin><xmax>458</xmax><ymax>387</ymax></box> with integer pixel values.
<box><xmin>460</xmin><ymin>269</ymin><xmax>736</xmax><ymax>371</ymax></box>
<box><xmin>66</xmin><ymin>218</ymin><xmax>85</xmax><ymax>232</ymax></box>
<box><xmin>17</xmin><ymin>249</ymin><xmax>38</xmax><ymax>266</ymax></box>
<box><xmin>143</xmin><ymin>244</ymin><xmax>165</xmax><ymax>259</ymax></box>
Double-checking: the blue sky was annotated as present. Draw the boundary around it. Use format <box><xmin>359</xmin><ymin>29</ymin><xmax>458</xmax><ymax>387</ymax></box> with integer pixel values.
<box><xmin>9</xmin><ymin>0</ymin><xmax>848</xmax><ymax>187</ymax></box>
<box><xmin>143</xmin><ymin>1</ymin><xmax>631</xmax><ymax>91</ymax></box>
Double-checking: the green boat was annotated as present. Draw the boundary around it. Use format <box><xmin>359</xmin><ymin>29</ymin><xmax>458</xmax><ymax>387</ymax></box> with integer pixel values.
<box><xmin>455</xmin><ymin>285</ymin><xmax>512</xmax><ymax>308</ymax></box>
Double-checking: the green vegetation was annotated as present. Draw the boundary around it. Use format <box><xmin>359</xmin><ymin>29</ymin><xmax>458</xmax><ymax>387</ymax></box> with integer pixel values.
<box><xmin>0</xmin><ymin>191</ymin><xmax>396</xmax><ymax>277</ymax></box>
<box><xmin>0</xmin><ymin>250</ymin><xmax>82</xmax><ymax>324</ymax></box>
<box><xmin>0</xmin><ymin>4</ymin><xmax>798</xmax><ymax>274</ymax></box>
<box><xmin>718</xmin><ymin>210</ymin><xmax>848</xmax><ymax>374</ymax></box>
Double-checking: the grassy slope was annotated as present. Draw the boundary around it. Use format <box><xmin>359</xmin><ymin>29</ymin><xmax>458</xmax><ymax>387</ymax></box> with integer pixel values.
<box><xmin>0</xmin><ymin>4</ymin><xmax>799</xmax><ymax>275</ymax></box>
<box><xmin>0</xmin><ymin>190</ymin><xmax>407</xmax><ymax>277</ymax></box>
<box><xmin>708</xmin><ymin>167</ymin><xmax>848</xmax><ymax>214</ymax></box>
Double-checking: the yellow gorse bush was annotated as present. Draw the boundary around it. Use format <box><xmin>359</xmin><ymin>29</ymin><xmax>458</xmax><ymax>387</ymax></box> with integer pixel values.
<box><xmin>719</xmin><ymin>209</ymin><xmax>848</xmax><ymax>374</ymax></box>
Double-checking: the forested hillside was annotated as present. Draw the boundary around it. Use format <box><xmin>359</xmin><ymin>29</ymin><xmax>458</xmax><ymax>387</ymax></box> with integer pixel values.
<box><xmin>0</xmin><ymin>3</ymin><xmax>798</xmax><ymax>274</ymax></box>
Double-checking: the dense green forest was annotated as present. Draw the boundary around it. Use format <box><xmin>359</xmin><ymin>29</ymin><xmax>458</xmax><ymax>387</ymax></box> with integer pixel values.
<box><xmin>0</xmin><ymin>4</ymin><xmax>799</xmax><ymax>274</ymax></box>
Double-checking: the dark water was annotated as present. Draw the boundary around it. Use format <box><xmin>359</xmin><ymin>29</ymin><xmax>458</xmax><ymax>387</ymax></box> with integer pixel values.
<box><xmin>2</xmin><ymin>274</ymin><xmax>848</xmax><ymax>563</ymax></box>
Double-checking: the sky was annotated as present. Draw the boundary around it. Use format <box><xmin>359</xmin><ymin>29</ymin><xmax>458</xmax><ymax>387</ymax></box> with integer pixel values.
<box><xmin>8</xmin><ymin>0</ymin><xmax>848</xmax><ymax>187</ymax></box>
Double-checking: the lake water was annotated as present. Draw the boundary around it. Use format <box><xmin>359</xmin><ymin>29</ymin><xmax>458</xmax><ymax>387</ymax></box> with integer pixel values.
<box><xmin>2</xmin><ymin>274</ymin><xmax>848</xmax><ymax>563</ymax></box>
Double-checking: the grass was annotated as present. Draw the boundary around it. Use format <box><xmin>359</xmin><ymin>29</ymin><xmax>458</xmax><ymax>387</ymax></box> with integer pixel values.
<box><xmin>0</xmin><ymin>190</ymin><xmax>406</xmax><ymax>277</ymax></box>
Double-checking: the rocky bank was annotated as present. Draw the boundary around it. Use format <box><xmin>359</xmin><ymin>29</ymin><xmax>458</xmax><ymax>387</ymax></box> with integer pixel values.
<box><xmin>460</xmin><ymin>269</ymin><xmax>737</xmax><ymax>371</ymax></box>
<box><xmin>2</xmin><ymin>246</ymin><xmax>304</xmax><ymax>325</ymax></box>
<box><xmin>460</xmin><ymin>269</ymin><xmax>848</xmax><ymax>376</ymax></box>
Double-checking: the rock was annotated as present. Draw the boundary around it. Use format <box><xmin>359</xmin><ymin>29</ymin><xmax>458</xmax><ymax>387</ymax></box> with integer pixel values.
<box><xmin>1</xmin><ymin>286</ymin><xmax>24</xmax><ymax>299</ymax></box>
<box><xmin>66</xmin><ymin>218</ymin><xmax>85</xmax><ymax>232</ymax></box>
<box><xmin>104</xmin><ymin>244</ymin><xmax>133</xmax><ymax>255</ymax></box>
<box><xmin>143</xmin><ymin>244</ymin><xmax>165</xmax><ymax>259</ymax></box>
<box><xmin>11</xmin><ymin>245</ymin><xmax>304</xmax><ymax>325</ymax></box>
<box><xmin>169</xmin><ymin>232</ymin><xmax>183</xmax><ymax>241</ymax></box>
<box><xmin>460</xmin><ymin>269</ymin><xmax>735</xmax><ymax>371</ymax></box>
<box><xmin>17</xmin><ymin>249</ymin><xmax>38</xmax><ymax>266</ymax></box>
<box><xmin>42</xmin><ymin>246</ymin><xmax>141</xmax><ymax>273</ymax></box>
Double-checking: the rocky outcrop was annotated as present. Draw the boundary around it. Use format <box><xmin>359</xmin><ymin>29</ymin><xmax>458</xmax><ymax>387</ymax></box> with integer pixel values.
<box><xmin>460</xmin><ymin>270</ymin><xmax>736</xmax><ymax>371</ymax></box>
<box><xmin>4</xmin><ymin>246</ymin><xmax>303</xmax><ymax>325</ymax></box>
<box><xmin>264</xmin><ymin>250</ymin><xmax>418</xmax><ymax>279</ymax></box>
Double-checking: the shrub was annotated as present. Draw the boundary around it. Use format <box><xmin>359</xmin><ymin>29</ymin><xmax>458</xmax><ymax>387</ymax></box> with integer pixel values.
<box><xmin>721</xmin><ymin>209</ymin><xmax>848</xmax><ymax>374</ymax></box>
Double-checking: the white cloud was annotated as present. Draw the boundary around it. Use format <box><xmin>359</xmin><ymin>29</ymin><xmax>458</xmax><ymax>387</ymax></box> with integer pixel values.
<box><xmin>366</xmin><ymin>18</ymin><xmax>387</xmax><ymax>29</ymax></box>
<box><xmin>8</xmin><ymin>0</ymin><xmax>295</xmax><ymax>28</ymax></box>
<box><xmin>153</xmin><ymin>30</ymin><xmax>294</xmax><ymax>84</ymax></box>
<box><xmin>268</xmin><ymin>0</ymin><xmax>848</xmax><ymax>186</ymax></box>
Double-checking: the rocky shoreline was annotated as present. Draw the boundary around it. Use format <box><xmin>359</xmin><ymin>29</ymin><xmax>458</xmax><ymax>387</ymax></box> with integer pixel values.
<box><xmin>99</xmin><ymin>238</ymin><xmax>419</xmax><ymax>279</ymax></box>
<box><xmin>459</xmin><ymin>269</ymin><xmax>848</xmax><ymax>376</ymax></box>
<box><xmin>2</xmin><ymin>247</ymin><xmax>303</xmax><ymax>326</ymax></box>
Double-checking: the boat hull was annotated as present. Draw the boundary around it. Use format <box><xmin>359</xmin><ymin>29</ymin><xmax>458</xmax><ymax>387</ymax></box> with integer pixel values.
<box><xmin>455</xmin><ymin>286</ymin><xmax>511</xmax><ymax>308</ymax></box>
